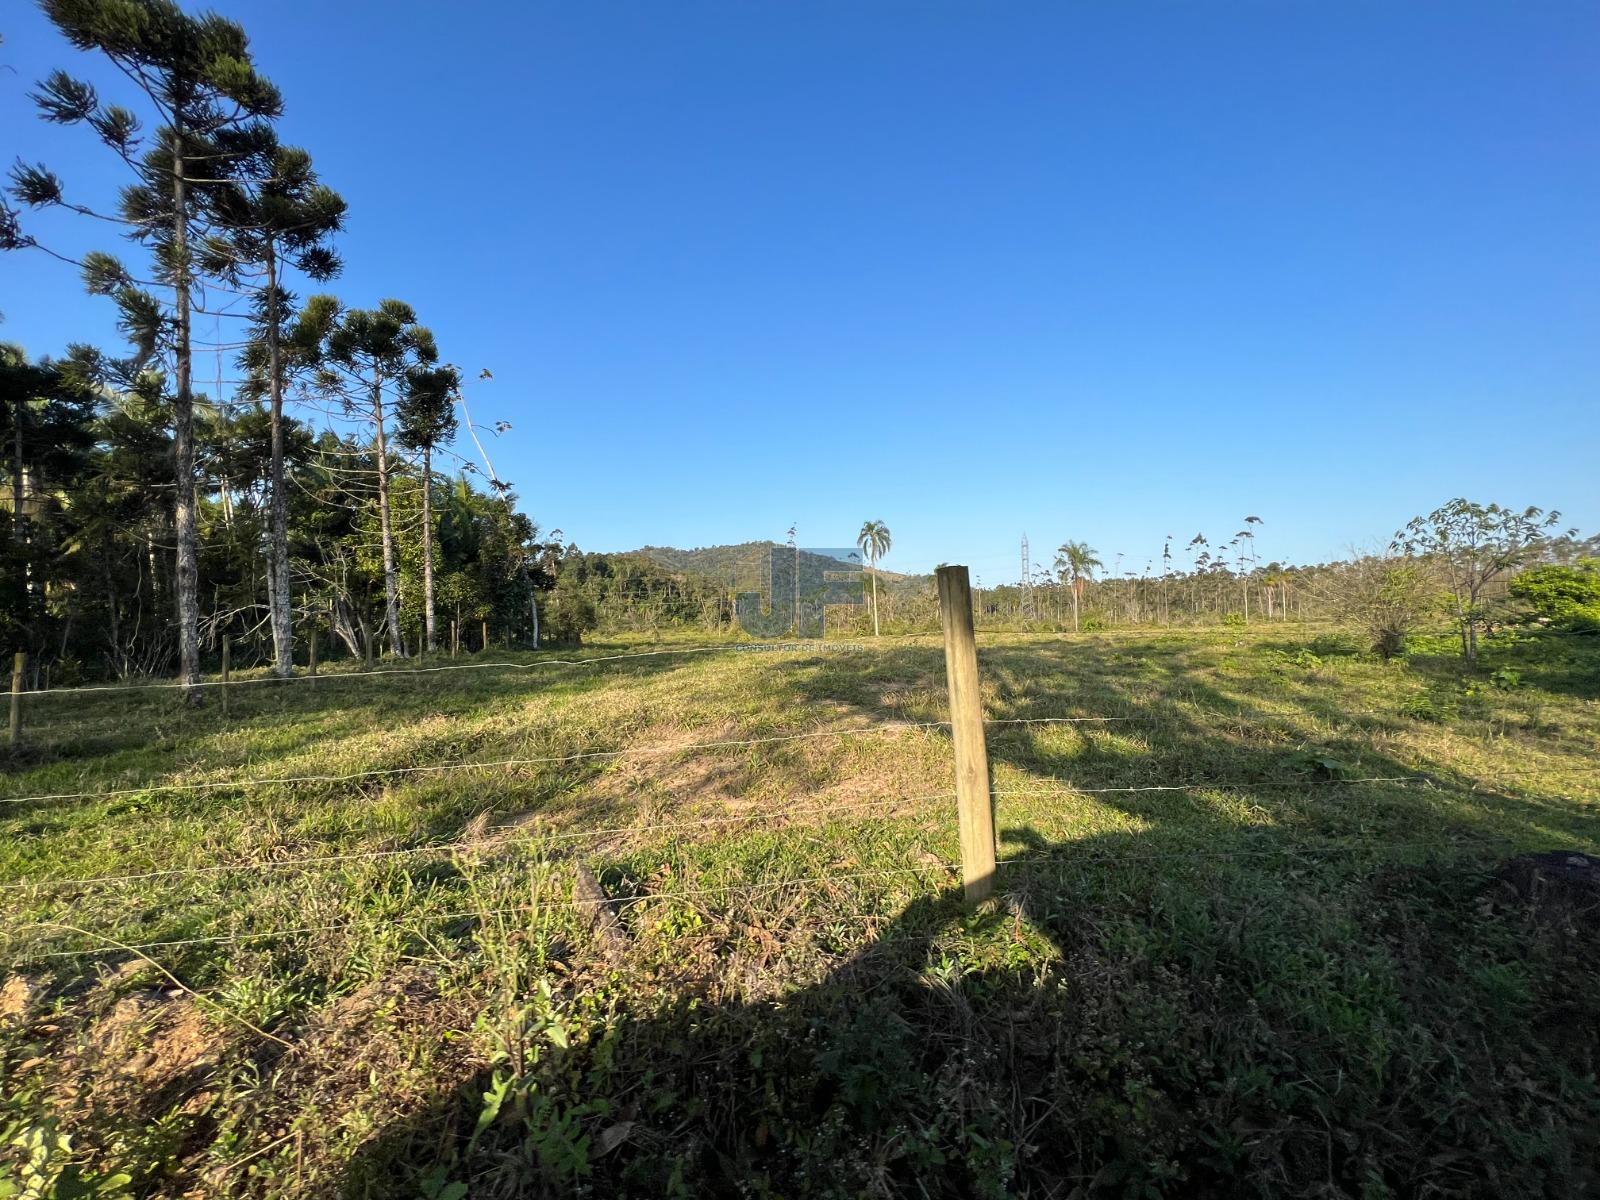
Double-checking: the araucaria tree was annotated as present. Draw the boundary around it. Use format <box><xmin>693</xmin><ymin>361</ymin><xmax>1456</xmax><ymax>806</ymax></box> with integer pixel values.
<box><xmin>304</xmin><ymin>298</ymin><xmax>438</xmax><ymax>658</ymax></box>
<box><xmin>12</xmin><ymin>0</ymin><xmax>284</xmax><ymax>695</ymax></box>
<box><xmin>396</xmin><ymin>364</ymin><xmax>460</xmax><ymax>654</ymax></box>
<box><xmin>1055</xmin><ymin>540</ymin><xmax>1101</xmax><ymax>633</ymax></box>
<box><xmin>1237</xmin><ymin>515</ymin><xmax>1262</xmax><ymax>621</ymax></box>
<box><xmin>1394</xmin><ymin>499</ymin><xmax>1569</xmax><ymax>667</ymax></box>
<box><xmin>205</xmin><ymin>141</ymin><xmax>345</xmax><ymax>677</ymax></box>
<box><xmin>857</xmin><ymin>519</ymin><xmax>891</xmax><ymax>637</ymax></box>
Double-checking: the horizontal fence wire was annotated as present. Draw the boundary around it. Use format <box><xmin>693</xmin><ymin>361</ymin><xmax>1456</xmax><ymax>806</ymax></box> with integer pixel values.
<box><xmin>12</xmin><ymin>831</ymin><xmax>1558</xmax><ymax>966</ymax></box>
<box><xmin>9</xmin><ymin>767</ymin><xmax>1594</xmax><ymax>893</ymax></box>
<box><xmin>35</xmin><ymin>623</ymin><xmax>1587</xmax><ymax>699</ymax></box>
<box><xmin>2</xmin><ymin>770</ymin><xmax>1583</xmax><ymax>896</ymax></box>
<box><xmin>0</xmin><ymin>790</ymin><xmax>960</xmax><ymax>892</ymax></box>
<box><xmin>16</xmin><ymin>861</ymin><xmax>967</xmax><ymax>961</ymax></box>
<box><xmin>0</xmin><ymin>716</ymin><xmax>1134</xmax><ymax>806</ymax></box>
<box><xmin>5</xmin><ymin>740</ymin><xmax>1594</xmax><ymax>812</ymax></box>
<box><xmin>6</xmin><ymin>643</ymin><xmax>828</xmax><ymax>697</ymax></box>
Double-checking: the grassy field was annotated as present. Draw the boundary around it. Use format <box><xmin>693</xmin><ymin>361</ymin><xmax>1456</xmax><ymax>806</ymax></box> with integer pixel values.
<box><xmin>2</xmin><ymin>623</ymin><xmax>1597</xmax><ymax>1198</ymax></box>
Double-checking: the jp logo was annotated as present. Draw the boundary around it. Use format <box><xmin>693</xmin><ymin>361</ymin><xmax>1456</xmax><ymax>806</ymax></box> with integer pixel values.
<box><xmin>736</xmin><ymin>546</ymin><xmax>866</xmax><ymax>637</ymax></box>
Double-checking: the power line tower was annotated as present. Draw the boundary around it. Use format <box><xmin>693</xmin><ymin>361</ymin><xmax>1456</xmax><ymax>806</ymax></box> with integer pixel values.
<box><xmin>1020</xmin><ymin>533</ymin><xmax>1031</xmax><ymax>619</ymax></box>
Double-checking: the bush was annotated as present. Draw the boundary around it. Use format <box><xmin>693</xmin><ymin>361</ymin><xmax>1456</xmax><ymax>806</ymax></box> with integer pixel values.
<box><xmin>1509</xmin><ymin>560</ymin><xmax>1600</xmax><ymax>630</ymax></box>
<box><xmin>1489</xmin><ymin>667</ymin><xmax>1522</xmax><ymax>691</ymax></box>
<box><xmin>541</xmin><ymin>589</ymin><xmax>597</xmax><ymax>646</ymax></box>
<box><xmin>1324</xmin><ymin>558</ymin><xmax>1440</xmax><ymax>660</ymax></box>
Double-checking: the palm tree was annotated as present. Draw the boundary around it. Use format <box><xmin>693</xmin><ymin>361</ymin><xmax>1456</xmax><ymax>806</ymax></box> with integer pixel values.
<box><xmin>856</xmin><ymin>520</ymin><xmax>891</xmax><ymax>637</ymax></box>
<box><xmin>1054</xmin><ymin>540</ymin><xmax>1102</xmax><ymax>633</ymax></box>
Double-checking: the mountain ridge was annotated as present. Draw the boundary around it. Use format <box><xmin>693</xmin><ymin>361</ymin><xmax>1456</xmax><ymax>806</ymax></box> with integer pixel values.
<box><xmin>626</xmin><ymin>541</ymin><xmax>923</xmax><ymax>590</ymax></box>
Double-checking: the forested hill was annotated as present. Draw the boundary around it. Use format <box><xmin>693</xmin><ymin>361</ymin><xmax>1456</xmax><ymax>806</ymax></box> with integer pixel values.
<box><xmin>631</xmin><ymin>542</ymin><xmax>924</xmax><ymax>593</ymax></box>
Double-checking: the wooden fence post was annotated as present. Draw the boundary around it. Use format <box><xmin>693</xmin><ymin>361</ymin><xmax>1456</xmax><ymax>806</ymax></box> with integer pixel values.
<box><xmin>8</xmin><ymin>651</ymin><xmax>24</xmax><ymax>749</ymax></box>
<box><xmin>481</xmin><ymin>619</ymin><xmax>489</xmax><ymax>652</ymax></box>
<box><xmin>308</xmin><ymin>614</ymin><xmax>319</xmax><ymax>689</ymax></box>
<box><xmin>936</xmin><ymin>566</ymin><xmax>996</xmax><ymax>903</ymax></box>
<box><xmin>221</xmin><ymin>636</ymin><xmax>231</xmax><ymax>718</ymax></box>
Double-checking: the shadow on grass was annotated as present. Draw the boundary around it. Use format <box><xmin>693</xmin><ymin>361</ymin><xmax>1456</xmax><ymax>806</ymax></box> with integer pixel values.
<box><xmin>331</xmin><ymin>824</ymin><xmax>1600</xmax><ymax>1198</ymax></box>
<box><xmin>327</xmin><ymin>636</ymin><xmax>1600</xmax><ymax>1198</ymax></box>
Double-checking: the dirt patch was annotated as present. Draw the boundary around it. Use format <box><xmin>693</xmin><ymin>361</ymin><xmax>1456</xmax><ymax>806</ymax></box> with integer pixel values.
<box><xmin>589</xmin><ymin>720</ymin><xmax>751</xmax><ymax>808</ymax></box>
<box><xmin>1</xmin><ymin>974</ymin><xmax>43</xmax><ymax>1025</ymax></box>
<box><xmin>19</xmin><ymin>986</ymin><xmax>232</xmax><ymax>1139</ymax></box>
<box><xmin>86</xmin><ymin>991</ymin><xmax>222</xmax><ymax>1092</ymax></box>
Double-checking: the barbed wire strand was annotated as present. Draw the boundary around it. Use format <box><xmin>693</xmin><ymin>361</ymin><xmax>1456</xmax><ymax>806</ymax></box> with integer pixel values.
<box><xmin>9</xmin><ymin>642</ymin><xmax>845</xmax><ymax>697</ymax></box>
<box><xmin>0</xmin><ymin>719</ymin><xmax>1121</xmax><ymax>807</ymax></box>
<box><xmin>14</xmin><ymin>832</ymin><xmax>1560</xmax><ymax>965</ymax></box>
<box><xmin>16</xmin><ymin>860</ymin><xmax>963</xmax><ymax>960</ymax></box>
<box><xmin>1</xmin><ymin>790</ymin><xmax>960</xmax><ymax>892</ymax></box>
<box><xmin>10</xmin><ymin>766</ymin><xmax>1593</xmax><ymax>893</ymax></box>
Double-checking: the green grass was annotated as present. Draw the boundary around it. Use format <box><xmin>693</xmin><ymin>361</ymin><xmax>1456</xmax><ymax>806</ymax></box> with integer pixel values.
<box><xmin>2</xmin><ymin>624</ymin><xmax>1597</xmax><ymax>1198</ymax></box>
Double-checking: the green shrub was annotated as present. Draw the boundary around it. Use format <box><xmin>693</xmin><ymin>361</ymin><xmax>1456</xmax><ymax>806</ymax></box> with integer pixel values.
<box><xmin>1221</xmin><ymin>612</ymin><xmax>1246</xmax><ymax>627</ymax></box>
<box><xmin>1489</xmin><ymin>667</ymin><xmax>1522</xmax><ymax>690</ymax></box>
<box><xmin>1509</xmin><ymin>560</ymin><xmax>1600</xmax><ymax>629</ymax></box>
<box><xmin>541</xmin><ymin>589</ymin><xmax>597</xmax><ymax>646</ymax></box>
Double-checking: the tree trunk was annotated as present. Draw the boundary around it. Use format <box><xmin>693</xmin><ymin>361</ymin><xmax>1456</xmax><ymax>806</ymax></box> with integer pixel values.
<box><xmin>373</xmin><ymin>375</ymin><xmax>405</xmax><ymax>657</ymax></box>
<box><xmin>101</xmin><ymin>534</ymin><xmax>123</xmax><ymax>674</ymax></box>
<box><xmin>11</xmin><ymin>402</ymin><xmax>22</xmax><ymax>545</ymax></box>
<box><xmin>1071</xmin><ymin>580</ymin><xmax>1080</xmax><ymax>633</ymax></box>
<box><xmin>11</xmin><ymin>400</ymin><xmax>25</xmax><ymax>627</ymax></box>
<box><xmin>265</xmin><ymin>245</ymin><xmax>294</xmax><ymax>678</ymax></box>
<box><xmin>421</xmin><ymin>442</ymin><xmax>436</xmax><ymax>652</ymax></box>
<box><xmin>172</xmin><ymin>139</ymin><xmax>201</xmax><ymax>698</ymax></box>
<box><xmin>870</xmin><ymin>555</ymin><xmax>880</xmax><ymax>637</ymax></box>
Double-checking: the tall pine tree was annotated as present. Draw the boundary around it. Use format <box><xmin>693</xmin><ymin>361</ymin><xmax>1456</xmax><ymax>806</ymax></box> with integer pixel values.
<box><xmin>12</xmin><ymin>0</ymin><xmax>283</xmax><ymax>694</ymax></box>
<box><xmin>202</xmin><ymin>139</ymin><xmax>344</xmax><ymax>676</ymax></box>
<box><xmin>300</xmin><ymin>298</ymin><xmax>438</xmax><ymax>658</ymax></box>
<box><xmin>396</xmin><ymin>364</ymin><xmax>460</xmax><ymax>653</ymax></box>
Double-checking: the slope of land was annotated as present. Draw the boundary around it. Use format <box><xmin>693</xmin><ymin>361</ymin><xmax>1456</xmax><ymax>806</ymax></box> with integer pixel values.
<box><xmin>1</xmin><ymin>625</ymin><xmax>1597</xmax><ymax>1197</ymax></box>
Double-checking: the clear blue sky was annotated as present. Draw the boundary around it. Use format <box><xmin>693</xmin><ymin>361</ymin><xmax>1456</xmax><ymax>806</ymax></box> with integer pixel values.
<box><xmin>5</xmin><ymin>1</ymin><xmax>1597</xmax><ymax>580</ymax></box>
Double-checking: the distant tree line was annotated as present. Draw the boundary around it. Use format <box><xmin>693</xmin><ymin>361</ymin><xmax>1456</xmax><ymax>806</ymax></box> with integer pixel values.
<box><xmin>2</xmin><ymin>0</ymin><xmax>551</xmax><ymax>686</ymax></box>
<box><xmin>0</xmin><ymin>348</ymin><xmax>544</xmax><ymax>682</ymax></box>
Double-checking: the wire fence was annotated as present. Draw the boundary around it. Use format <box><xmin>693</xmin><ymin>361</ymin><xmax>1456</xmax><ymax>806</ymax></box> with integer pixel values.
<box><xmin>6</xmin><ymin>640</ymin><xmax>839</xmax><ymax>698</ymax></box>
<box><xmin>4</xmin><ymin>610</ymin><xmax>1597</xmax><ymax>979</ymax></box>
